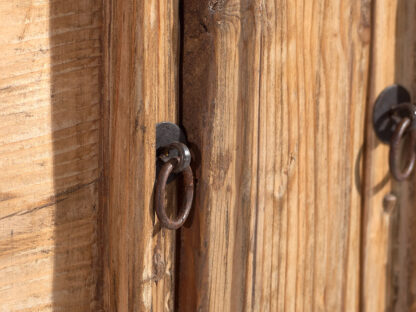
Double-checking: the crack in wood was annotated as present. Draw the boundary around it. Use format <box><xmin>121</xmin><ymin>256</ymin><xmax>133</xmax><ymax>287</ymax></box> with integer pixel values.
<box><xmin>0</xmin><ymin>178</ymin><xmax>99</xmax><ymax>221</ymax></box>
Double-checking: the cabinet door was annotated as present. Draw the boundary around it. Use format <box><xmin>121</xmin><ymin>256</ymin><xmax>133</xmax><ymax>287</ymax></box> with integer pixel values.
<box><xmin>363</xmin><ymin>1</ymin><xmax>416</xmax><ymax>311</ymax></box>
<box><xmin>0</xmin><ymin>0</ymin><xmax>181</xmax><ymax>311</ymax></box>
<box><xmin>177</xmin><ymin>0</ymin><xmax>368</xmax><ymax>311</ymax></box>
<box><xmin>1</xmin><ymin>0</ymin><xmax>416</xmax><ymax>311</ymax></box>
<box><xmin>176</xmin><ymin>0</ymin><xmax>416</xmax><ymax>311</ymax></box>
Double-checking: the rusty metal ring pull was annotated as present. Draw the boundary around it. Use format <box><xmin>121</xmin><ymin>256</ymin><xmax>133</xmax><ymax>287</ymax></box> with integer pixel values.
<box><xmin>373</xmin><ymin>85</ymin><xmax>416</xmax><ymax>181</ymax></box>
<box><xmin>155</xmin><ymin>143</ymin><xmax>194</xmax><ymax>230</ymax></box>
<box><xmin>389</xmin><ymin>118</ymin><xmax>416</xmax><ymax>181</ymax></box>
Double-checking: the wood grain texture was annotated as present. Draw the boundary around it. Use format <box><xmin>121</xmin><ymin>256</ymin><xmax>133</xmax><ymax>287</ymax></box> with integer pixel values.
<box><xmin>102</xmin><ymin>0</ymin><xmax>179</xmax><ymax>311</ymax></box>
<box><xmin>0</xmin><ymin>0</ymin><xmax>102</xmax><ymax>310</ymax></box>
<box><xmin>361</xmin><ymin>0</ymin><xmax>411</xmax><ymax>311</ymax></box>
<box><xmin>390</xmin><ymin>0</ymin><xmax>416</xmax><ymax>311</ymax></box>
<box><xmin>178</xmin><ymin>0</ymin><xmax>371</xmax><ymax>311</ymax></box>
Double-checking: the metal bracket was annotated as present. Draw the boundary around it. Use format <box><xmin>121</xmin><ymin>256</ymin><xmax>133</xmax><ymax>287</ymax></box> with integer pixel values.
<box><xmin>154</xmin><ymin>122</ymin><xmax>194</xmax><ymax>230</ymax></box>
<box><xmin>372</xmin><ymin>85</ymin><xmax>416</xmax><ymax>181</ymax></box>
<box><xmin>156</xmin><ymin>122</ymin><xmax>188</xmax><ymax>183</ymax></box>
<box><xmin>372</xmin><ymin>84</ymin><xmax>412</xmax><ymax>144</ymax></box>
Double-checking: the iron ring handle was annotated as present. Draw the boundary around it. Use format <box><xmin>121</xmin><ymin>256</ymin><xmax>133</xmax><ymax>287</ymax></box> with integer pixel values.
<box><xmin>389</xmin><ymin>117</ymin><xmax>416</xmax><ymax>181</ymax></box>
<box><xmin>155</xmin><ymin>157</ymin><xmax>194</xmax><ymax>230</ymax></box>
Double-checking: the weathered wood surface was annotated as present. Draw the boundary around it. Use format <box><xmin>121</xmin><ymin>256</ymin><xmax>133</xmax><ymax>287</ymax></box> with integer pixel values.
<box><xmin>361</xmin><ymin>1</ymin><xmax>398</xmax><ymax>311</ymax></box>
<box><xmin>0</xmin><ymin>0</ymin><xmax>102</xmax><ymax>310</ymax></box>
<box><xmin>2</xmin><ymin>0</ymin><xmax>415</xmax><ymax>311</ymax></box>
<box><xmin>102</xmin><ymin>0</ymin><xmax>179</xmax><ymax>311</ymax></box>
<box><xmin>179</xmin><ymin>0</ymin><xmax>371</xmax><ymax>311</ymax></box>
<box><xmin>390</xmin><ymin>0</ymin><xmax>416</xmax><ymax>311</ymax></box>
<box><xmin>362</xmin><ymin>1</ymin><xmax>416</xmax><ymax>311</ymax></box>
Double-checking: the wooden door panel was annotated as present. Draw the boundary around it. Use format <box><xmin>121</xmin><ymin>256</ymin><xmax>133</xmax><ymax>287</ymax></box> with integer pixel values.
<box><xmin>179</xmin><ymin>0</ymin><xmax>370</xmax><ymax>311</ymax></box>
<box><xmin>382</xmin><ymin>1</ymin><xmax>416</xmax><ymax>311</ymax></box>
<box><xmin>1</xmin><ymin>0</ymin><xmax>415</xmax><ymax>311</ymax></box>
<box><xmin>361</xmin><ymin>1</ymin><xmax>416</xmax><ymax>311</ymax></box>
<box><xmin>0</xmin><ymin>0</ymin><xmax>182</xmax><ymax>310</ymax></box>
<box><xmin>102</xmin><ymin>0</ymin><xmax>180</xmax><ymax>311</ymax></box>
<box><xmin>0</xmin><ymin>0</ymin><xmax>102</xmax><ymax>310</ymax></box>
<box><xmin>362</xmin><ymin>1</ymin><xmax>397</xmax><ymax>311</ymax></box>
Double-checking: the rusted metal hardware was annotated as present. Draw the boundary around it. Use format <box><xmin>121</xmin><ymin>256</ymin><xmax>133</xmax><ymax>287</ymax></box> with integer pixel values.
<box><xmin>156</xmin><ymin>122</ymin><xmax>188</xmax><ymax>183</ymax></box>
<box><xmin>155</xmin><ymin>155</ymin><xmax>194</xmax><ymax>230</ymax></box>
<box><xmin>389</xmin><ymin>118</ymin><xmax>416</xmax><ymax>181</ymax></box>
<box><xmin>373</xmin><ymin>85</ymin><xmax>416</xmax><ymax>181</ymax></box>
<box><xmin>159</xmin><ymin>142</ymin><xmax>191</xmax><ymax>173</ymax></box>
<box><xmin>154</xmin><ymin>123</ymin><xmax>194</xmax><ymax>230</ymax></box>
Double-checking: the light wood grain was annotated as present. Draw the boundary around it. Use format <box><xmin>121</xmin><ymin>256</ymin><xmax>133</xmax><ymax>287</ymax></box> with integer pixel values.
<box><xmin>178</xmin><ymin>0</ymin><xmax>371</xmax><ymax>311</ymax></box>
<box><xmin>3</xmin><ymin>0</ymin><xmax>415</xmax><ymax>310</ymax></box>
<box><xmin>361</xmin><ymin>1</ymin><xmax>398</xmax><ymax>311</ymax></box>
<box><xmin>0</xmin><ymin>0</ymin><xmax>102</xmax><ymax>310</ymax></box>
<box><xmin>102</xmin><ymin>0</ymin><xmax>179</xmax><ymax>311</ymax></box>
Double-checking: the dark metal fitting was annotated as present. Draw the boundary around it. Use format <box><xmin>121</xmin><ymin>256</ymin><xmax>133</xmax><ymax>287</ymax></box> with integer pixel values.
<box><xmin>373</xmin><ymin>85</ymin><xmax>416</xmax><ymax>181</ymax></box>
<box><xmin>159</xmin><ymin>142</ymin><xmax>191</xmax><ymax>173</ymax></box>
<box><xmin>154</xmin><ymin>122</ymin><xmax>194</xmax><ymax>230</ymax></box>
<box><xmin>389</xmin><ymin>118</ymin><xmax>416</xmax><ymax>181</ymax></box>
<box><xmin>154</xmin><ymin>157</ymin><xmax>194</xmax><ymax>230</ymax></box>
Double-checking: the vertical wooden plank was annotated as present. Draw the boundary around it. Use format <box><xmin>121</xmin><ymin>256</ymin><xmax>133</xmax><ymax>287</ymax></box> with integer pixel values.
<box><xmin>103</xmin><ymin>0</ymin><xmax>179</xmax><ymax>311</ymax></box>
<box><xmin>390</xmin><ymin>1</ymin><xmax>416</xmax><ymax>311</ymax></box>
<box><xmin>179</xmin><ymin>0</ymin><xmax>371</xmax><ymax>311</ymax></box>
<box><xmin>361</xmin><ymin>0</ymin><xmax>403</xmax><ymax>311</ymax></box>
<box><xmin>0</xmin><ymin>0</ymin><xmax>103</xmax><ymax>310</ymax></box>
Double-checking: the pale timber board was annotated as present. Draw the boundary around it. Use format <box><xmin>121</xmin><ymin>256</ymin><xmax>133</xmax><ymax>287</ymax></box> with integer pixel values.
<box><xmin>0</xmin><ymin>0</ymin><xmax>103</xmax><ymax>310</ymax></box>
<box><xmin>179</xmin><ymin>0</ymin><xmax>371</xmax><ymax>311</ymax></box>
